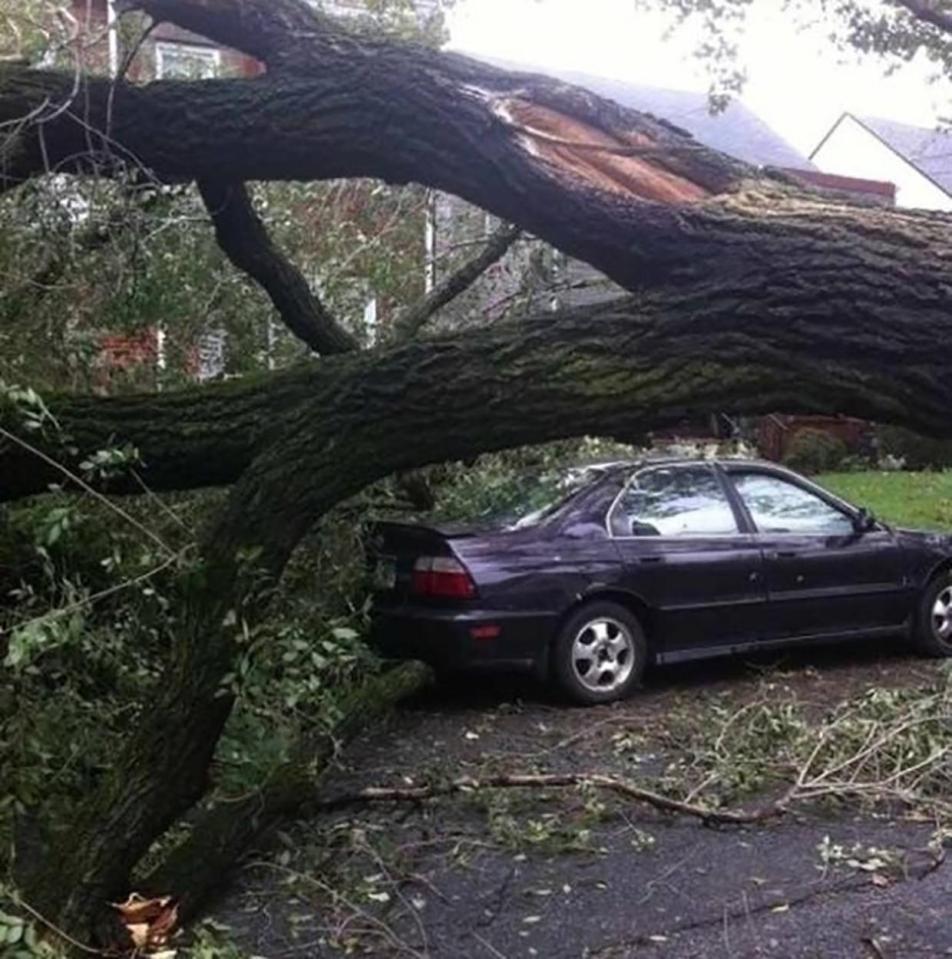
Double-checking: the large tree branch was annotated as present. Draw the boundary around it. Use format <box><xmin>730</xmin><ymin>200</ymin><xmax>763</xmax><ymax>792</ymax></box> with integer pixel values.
<box><xmin>114</xmin><ymin>0</ymin><xmax>330</xmax><ymax>67</ymax></box>
<box><xmin>3</xmin><ymin>223</ymin><xmax>951</xmax><ymax>507</ymax></box>
<box><xmin>0</xmin><ymin>46</ymin><xmax>746</xmax><ymax>293</ymax></box>
<box><xmin>391</xmin><ymin>221</ymin><xmax>521</xmax><ymax>342</ymax></box>
<box><xmin>197</xmin><ymin>179</ymin><xmax>358</xmax><ymax>355</ymax></box>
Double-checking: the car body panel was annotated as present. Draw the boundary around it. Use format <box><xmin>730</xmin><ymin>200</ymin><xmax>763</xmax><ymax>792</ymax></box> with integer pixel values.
<box><xmin>612</xmin><ymin>533</ymin><xmax>767</xmax><ymax>654</ymax></box>
<box><xmin>750</xmin><ymin>528</ymin><xmax>909</xmax><ymax>637</ymax></box>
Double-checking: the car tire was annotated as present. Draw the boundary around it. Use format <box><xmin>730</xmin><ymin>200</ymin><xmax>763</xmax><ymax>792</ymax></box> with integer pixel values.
<box><xmin>914</xmin><ymin>574</ymin><xmax>952</xmax><ymax>657</ymax></box>
<box><xmin>552</xmin><ymin>601</ymin><xmax>647</xmax><ymax>705</ymax></box>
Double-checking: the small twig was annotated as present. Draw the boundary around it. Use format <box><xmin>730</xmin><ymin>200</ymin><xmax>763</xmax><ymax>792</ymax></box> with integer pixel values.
<box><xmin>7</xmin><ymin>895</ymin><xmax>105</xmax><ymax>956</ymax></box>
<box><xmin>863</xmin><ymin>935</ymin><xmax>889</xmax><ymax>959</ymax></box>
<box><xmin>0</xmin><ymin>425</ymin><xmax>175</xmax><ymax>557</ymax></box>
<box><xmin>246</xmin><ymin>861</ymin><xmax>427</xmax><ymax>959</ymax></box>
<box><xmin>1</xmin><ymin>547</ymin><xmax>189</xmax><ymax>640</ymax></box>
<box><xmin>473</xmin><ymin>932</ymin><xmax>509</xmax><ymax>959</ymax></box>
<box><xmin>130</xmin><ymin>468</ymin><xmax>194</xmax><ymax>534</ymax></box>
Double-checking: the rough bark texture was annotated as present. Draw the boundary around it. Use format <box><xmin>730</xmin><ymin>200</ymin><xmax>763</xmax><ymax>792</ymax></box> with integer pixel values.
<box><xmin>140</xmin><ymin>662</ymin><xmax>431</xmax><ymax>920</ymax></box>
<box><xmin>0</xmin><ymin>58</ymin><xmax>945</xmax><ymax>316</ymax></box>
<box><xmin>5</xmin><ymin>184</ymin><xmax>952</xmax><ymax>506</ymax></box>
<box><xmin>197</xmin><ymin>179</ymin><xmax>359</xmax><ymax>355</ymax></box>
<box><xmin>5</xmin><ymin>0</ymin><xmax>952</xmax><ymax>945</ymax></box>
<box><xmin>0</xmin><ymin>38</ymin><xmax>746</xmax><ymax>293</ymax></box>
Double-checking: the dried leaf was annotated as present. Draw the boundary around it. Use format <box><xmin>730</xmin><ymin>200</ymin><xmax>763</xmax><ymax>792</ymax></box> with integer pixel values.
<box><xmin>126</xmin><ymin>923</ymin><xmax>151</xmax><ymax>949</ymax></box>
<box><xmin>111</xmin><ymin>893</ymin><xmax>179</xmax><ymax>952</ymax></box>
<box><xmin>112</xmin><ymin>893</ymin><xmax>173</xmax><ymax>924</ymax></box>
<box><xmin>150</xmin><ymin>902</ymin><xmax>179</xmax><ymax>945</ymax></box>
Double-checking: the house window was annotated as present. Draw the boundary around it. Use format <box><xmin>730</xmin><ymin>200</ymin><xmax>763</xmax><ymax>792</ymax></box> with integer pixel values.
<box><xmin>155</xmin><ymin>42</ymin><xmax>221</xmax><ymax>80</ymax></box>
<box><xmin>196</xmin><ymin>328</ymin><xmax>227</xmax><ymax>382</ymax></box>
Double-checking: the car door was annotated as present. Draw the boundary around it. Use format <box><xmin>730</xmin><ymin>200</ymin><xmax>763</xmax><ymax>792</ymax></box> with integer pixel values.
<box><xmin>608</xmin><ymin>463</ymin><xmax>768</xmax><ymax>660</ymax></box>
<box><xmin>723</xmin><ymin>466</ymin><xmax>908</xmax><ymax>639</ymax></box>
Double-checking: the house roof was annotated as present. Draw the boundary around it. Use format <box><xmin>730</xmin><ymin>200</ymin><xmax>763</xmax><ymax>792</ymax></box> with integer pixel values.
<box><xmin>478</xmin><ymin>59</ymin><xmax>816</xmax><ymax>171</ymax></box>
<box><xmin>842</xmin><ymin>114</ymin><xmax>952</xmax><ymax>197</ymax></box>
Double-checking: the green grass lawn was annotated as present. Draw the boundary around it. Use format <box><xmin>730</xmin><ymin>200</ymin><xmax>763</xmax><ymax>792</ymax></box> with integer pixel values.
<box><xmin>816</xmin><ymin>471</ymin><xmax>952</xmax><ymax>532</ymax></box>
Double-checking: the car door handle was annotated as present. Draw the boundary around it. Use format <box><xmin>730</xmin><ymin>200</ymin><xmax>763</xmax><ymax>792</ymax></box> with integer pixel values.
<box><xmin>638</xmin><ymin>556</ymin><xmax>663</xmax><ymax>565</ymax></box>
<box><xmin>771</xmin><ymin>550</ymin><xmax>800</xmax><ymax>559</ymax></box>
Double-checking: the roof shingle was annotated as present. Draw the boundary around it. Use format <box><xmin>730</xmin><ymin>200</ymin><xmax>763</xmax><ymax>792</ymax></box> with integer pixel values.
<box><xmin>853</xmin><ymin>114</ymin><xmax>952</xmax><ymax>196</ymax></box>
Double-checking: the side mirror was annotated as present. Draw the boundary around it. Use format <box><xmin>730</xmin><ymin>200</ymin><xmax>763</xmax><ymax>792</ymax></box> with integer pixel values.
<box><xmin>854</xmin><ymin>507</ymin><xmax>877</xmax><ymax>533</ymax></box>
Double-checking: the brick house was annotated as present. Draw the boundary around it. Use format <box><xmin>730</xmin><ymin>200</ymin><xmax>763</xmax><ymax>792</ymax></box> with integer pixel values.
<box><xmin>69</xmin><ymin>1</ymin><xmax>441</xmax><ymax>386</ymax></box>
<box><xmin>65</xmin><ymin>1</ymin><xmax>264</xmax><ymax>387</ymax></box>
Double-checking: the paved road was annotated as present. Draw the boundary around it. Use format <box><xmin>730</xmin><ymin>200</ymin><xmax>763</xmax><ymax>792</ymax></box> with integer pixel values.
<box><xmin>215</xmin><ymin>640</ymin><xmax>950</xmax><ymax>959</ymax></box>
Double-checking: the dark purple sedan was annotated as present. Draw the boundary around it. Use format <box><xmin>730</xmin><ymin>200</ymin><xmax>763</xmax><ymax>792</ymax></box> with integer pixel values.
<box><xmin>369</xmin><ymin>459</ymin><xmax>952</xmax><ymax>704</ymax></box>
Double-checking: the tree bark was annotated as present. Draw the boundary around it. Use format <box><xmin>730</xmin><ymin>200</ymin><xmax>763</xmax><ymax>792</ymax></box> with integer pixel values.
<box><xmin>0</xmin><ymin>36</ymin><xmax>746</xmax><ymax>295</ymax></box>
<box><xmin>4</xmin><ymin>187</ymin><xmax>952</xmax><ymax>506</ymax></box>
<box><xmin>197</xmin><ymin>179</ymin><xmax>359</xmax><ymax>355</ymax></box>
<box><xmin>139</xmin><ymin>662</ymin><xmax>431</xmax><ymax>921</ymax></box>
<box><xmin>0</xmin><ymin>58</ymin><xmax>948</xmax><ymax>325</ymax></box>
<box><xmin>6</xmin><ymin>0</ymin><xmax>952</xmax><ymax>943</ymax></box>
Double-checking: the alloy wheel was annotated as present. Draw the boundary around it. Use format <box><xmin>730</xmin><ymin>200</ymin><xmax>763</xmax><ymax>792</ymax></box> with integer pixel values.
<box><xmin>572</xmin><ymin>617</ymin><xmax>635</xmax><ymax>693</ymax></box>
<box><xmin>932</xmin><ymin>586</ymin><xmax>952</xmax><ymax>642</ymax></box>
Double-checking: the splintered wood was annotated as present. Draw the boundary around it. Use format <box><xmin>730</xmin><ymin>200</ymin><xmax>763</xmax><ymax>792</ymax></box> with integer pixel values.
<box><xmin>493</xmin><ymin>95</ymin><xmax>710</xmax><ymax>203</ymax></box>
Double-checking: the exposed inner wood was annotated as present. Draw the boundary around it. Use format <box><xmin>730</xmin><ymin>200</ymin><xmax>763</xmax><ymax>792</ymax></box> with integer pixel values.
<box><xmin>495</xmin><ymin>96</ymin><xmax>711</xmax><ymax>202</ymax></box>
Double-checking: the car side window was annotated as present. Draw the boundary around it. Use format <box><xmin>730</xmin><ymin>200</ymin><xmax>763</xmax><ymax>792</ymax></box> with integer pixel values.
<box><xmin>609</xmin><ymin>466</ymin><xmax>738</xmax><ymax>537</ymax></box>
<box><xmin>731</xmin><ymin>472</ymin><xmax>855</xmax><ymax>535</ymax></box>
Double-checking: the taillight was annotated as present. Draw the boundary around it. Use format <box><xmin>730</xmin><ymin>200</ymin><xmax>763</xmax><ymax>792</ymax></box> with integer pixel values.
<box><xmin>411</xmin><ymin>556</ymin><xmax>477</xmax><ymax>599</ymax></box>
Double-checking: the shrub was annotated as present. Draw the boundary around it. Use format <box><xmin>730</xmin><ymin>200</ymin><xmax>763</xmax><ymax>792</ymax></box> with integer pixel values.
<box><xmin>877</xmin><ymin>426</ymin><xmax>952</xmax><ymax>471</ymax></box>
<box><xmin>782</xmin><ymin>428</ymin><xmax>849</xmax><ymax>475</ymax></box>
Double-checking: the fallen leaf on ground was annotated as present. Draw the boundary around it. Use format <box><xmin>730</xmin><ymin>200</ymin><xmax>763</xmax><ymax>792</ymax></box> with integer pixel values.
<box><xmin>111</xmin><ymin>893</ymin><xmax>179</xmax><ymax>953</ymax></box>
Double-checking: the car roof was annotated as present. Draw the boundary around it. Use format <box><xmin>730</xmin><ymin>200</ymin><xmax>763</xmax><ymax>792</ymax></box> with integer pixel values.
<box><xmin>594</xmin><ymin>456</ymin><xmax>782</xmax><ymax>474</ymax></box>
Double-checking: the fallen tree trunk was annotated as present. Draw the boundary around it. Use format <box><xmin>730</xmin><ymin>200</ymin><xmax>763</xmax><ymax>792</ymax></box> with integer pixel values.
<box><xmin>139</xmin><ymin>662</ymin><xmax>431</xmax><ymax>921</ymax></box>
<box><xmin>3</xmin><ymin>262</ymin><xmax>951</xmax><ymax>505</ymax></box>
<box><xmin>5</xmin><ymin>0</ymin><xmax>952</xmax><ymax>945</ymax></box>
<box><xmin>0</xmin><ymin>0</ymin><xmax>943</xmax><ymax>305</ymax></box>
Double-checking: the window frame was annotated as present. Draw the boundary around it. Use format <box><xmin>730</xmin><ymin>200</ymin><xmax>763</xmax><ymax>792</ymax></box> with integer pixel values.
<box><xmin>154</xmin><ymin>41</ymin><xmax>222</xmax><ymax>80</ymax></box>
<box><xmin>722</xmin><ymin>465</ymin><xmax>864</xmax><ymax>537</ymax></box>
<box><xmin>605</xmin><ymin>462</ymin><xmax>746</xmax><ymax>540</ymax></box>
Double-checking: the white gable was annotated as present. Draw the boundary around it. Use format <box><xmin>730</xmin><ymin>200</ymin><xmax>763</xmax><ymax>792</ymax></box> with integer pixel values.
<box><xmin>811</xmin><ymin>114</ymin><xmax>952</xmax><ymax>211</ymax></box>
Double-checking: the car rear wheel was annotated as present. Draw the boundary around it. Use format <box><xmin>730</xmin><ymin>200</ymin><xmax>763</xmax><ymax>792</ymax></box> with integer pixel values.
<box><xmin>914</xmin><ymin>574</ymin><xmax>952</xmax><ymax>657</ymax></box>
<box><xmin>552</xmin><ymin>601</ymin><xmax>647</xmax><ymax>705</ymax></box>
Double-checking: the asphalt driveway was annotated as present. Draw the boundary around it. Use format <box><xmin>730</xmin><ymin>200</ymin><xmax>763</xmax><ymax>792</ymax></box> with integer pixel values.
<box><xmin>214</xmin><ymin>638</ymin><xmax>950</xmax><ymax>959</ymax></box>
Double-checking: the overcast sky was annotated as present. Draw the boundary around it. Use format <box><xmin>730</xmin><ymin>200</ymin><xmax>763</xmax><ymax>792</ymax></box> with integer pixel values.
<box><xmin>448</xmin><ymin>0</ymin><xmax>952</xmax><ymax>157</ymax></box>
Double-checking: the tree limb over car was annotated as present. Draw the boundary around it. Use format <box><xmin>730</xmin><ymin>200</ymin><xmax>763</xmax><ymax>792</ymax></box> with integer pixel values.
<box><xmin>4</xmin><ymin>0</ymin><xmax>952</xmax><ymax>947</ymax></box>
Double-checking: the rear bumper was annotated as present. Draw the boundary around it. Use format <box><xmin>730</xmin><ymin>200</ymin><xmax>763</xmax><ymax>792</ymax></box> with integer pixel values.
<box><xmin>370</xmin><ymin>603</ymin><xmax>557</xmax><ymax>674</ymax></box>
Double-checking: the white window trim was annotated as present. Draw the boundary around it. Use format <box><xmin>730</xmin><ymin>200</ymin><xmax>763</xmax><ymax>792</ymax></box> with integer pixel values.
<box><xmin>155</xmin><ymin>42</ymin><xmax>222</xmax><ymax>80</ymax></box>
